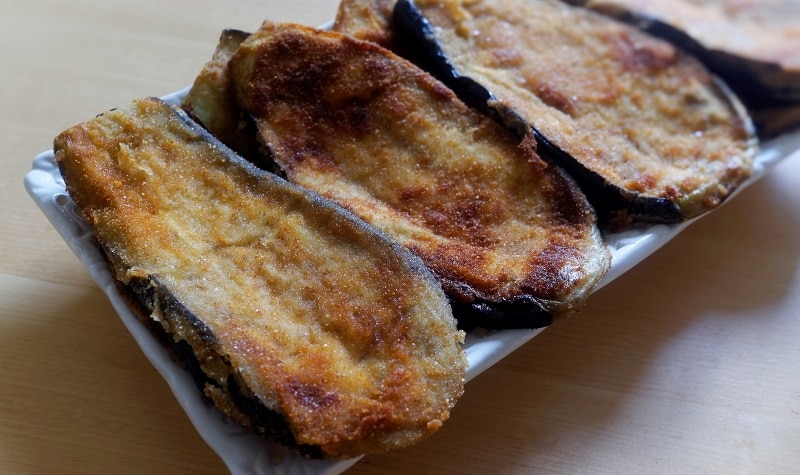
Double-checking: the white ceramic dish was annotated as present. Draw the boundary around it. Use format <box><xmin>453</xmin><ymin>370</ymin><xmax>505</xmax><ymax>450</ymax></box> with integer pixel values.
<box><xmin>24</xmin><ymin>85</ymin><xmax>800</xmax><ymax>474</ymax></box>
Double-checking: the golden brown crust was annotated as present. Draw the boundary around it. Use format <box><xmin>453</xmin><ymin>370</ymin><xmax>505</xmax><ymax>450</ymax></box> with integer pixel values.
<box><xmin>53</xmin><ymin>97</ymin><xmax>466</xmax><ymax>458</ymax></box>
<box><xmin>403</xmin><ymin>0</ymin><xmax>757</xmax><ymax>225</ymax></box>
<box><xmin>224</xmin><ymin>22</ymin><xmax>610</xmax><ymax>322</ymax></box>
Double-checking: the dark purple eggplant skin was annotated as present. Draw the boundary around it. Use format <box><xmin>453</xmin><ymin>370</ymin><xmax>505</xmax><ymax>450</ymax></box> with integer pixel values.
<box><xmin>392</xmin><ymin>0</ymin><xmax>685</xmax><ymax>227</ymax></box>
<box><xmin>450</xmin><ymin>296</ymin><xmax>552</xmax><ymax>332</ymax></box>
<box><xmin>391</xmin><ymin>0</ymin><xmax>496</xmax><ymax>117</ymax></box>
<box><xmin>122</xmin><ymin>273</ymin><xmax>325</xmax><ymax>458</ymax></box>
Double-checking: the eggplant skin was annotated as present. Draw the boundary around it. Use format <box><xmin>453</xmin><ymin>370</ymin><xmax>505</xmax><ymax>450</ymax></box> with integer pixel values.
<box><xmin>53</xmin><ymin>97</ymin><xmax>467</xmax><ymax>458</ymax></box>
<box><xmin>392</xmin><ymin>0</ymin><xmax>758</xmax><ymax>228</ymax></box>
<box><xmin>747</xmin><ymin>102</ymin><xmax>800</xmax><ymax>141</ymax></box>
<box><xmin>219</xmin><ymin>21</ymin><xmax>611</xmax><ymax>329</ymax></box>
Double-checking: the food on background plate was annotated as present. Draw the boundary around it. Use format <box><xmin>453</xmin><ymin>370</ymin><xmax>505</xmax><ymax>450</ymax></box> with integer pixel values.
<box><xmin>579</xmin><ymin>0</ymin><xmax>800</xmax><ymax>102</ymax></box>
<box><xmin>53</xmin><ymin>97</ymin><xmax>468</xmax><ymax>459</ymax></box>
<box><xmin>360</xmin><ymin>0</ymin><xmax>758</xmax><ymax>228</ymax></box>
<box><xmin>183</xmin><ymin>21</ymin><xmax>611</xmax><ymax>330</ymax></box>
<box><xmin>577</xmin><ymin>0</ymin><xmax>800</xmax><ymax>138</ymax></box>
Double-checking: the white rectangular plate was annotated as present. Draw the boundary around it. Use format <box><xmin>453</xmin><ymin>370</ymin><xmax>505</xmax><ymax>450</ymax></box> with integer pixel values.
<box><xmin>24</xmin><ymin>86</ymin><xmax>800</xmax><ymax>475</ymax></box>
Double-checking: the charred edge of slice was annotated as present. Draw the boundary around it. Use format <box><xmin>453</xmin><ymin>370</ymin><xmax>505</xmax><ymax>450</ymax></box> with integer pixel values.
<box><xmin>535</xmin><ymin>130</ymin><xmax>683</xmax><ymax>226</ymax></box>
<box><xmin>392</xmin><ymin>0</ymin><xmax>682</xmax><ymax>227</ymax></box>
<box><xmin>522</xmin><ymin>117</ymin><xmax>684</xmax><ymax>226</ymax></box>
<box><xmin>120</xmin><ymin>272</ymin><xmax>326</xmax><ymax>457</ymax></box>
<box><xmin>120</xmin><ymin>276</ymin><xmax>304</xmax><ymax>446</ymax></box>
<box><xmin>488</xmin><ymin>99</ymin><xmax>685</xmax><ymax>226</ymax></box>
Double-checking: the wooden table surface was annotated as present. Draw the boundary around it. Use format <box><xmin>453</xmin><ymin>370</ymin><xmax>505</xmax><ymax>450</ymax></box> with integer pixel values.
<box><xmin>3</xmin><ymin>1</ymin><xmax>799</xmax><ymax>474</ymax></box>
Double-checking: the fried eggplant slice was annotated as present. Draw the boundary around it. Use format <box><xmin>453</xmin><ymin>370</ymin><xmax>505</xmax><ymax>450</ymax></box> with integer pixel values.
<box><xmin>392</xmin><ymin>0</ymin><xmax>758</xmax><ymax>228</ymax></box>
<box><xmin>53</xmin><ymin>97</ymin><xmax>467</xmax><ymax>459</ymax></box>
<box><xmin>222</xmin><ymin>22</ymin><xmax>611</xmax><ymax>330</ymax></box>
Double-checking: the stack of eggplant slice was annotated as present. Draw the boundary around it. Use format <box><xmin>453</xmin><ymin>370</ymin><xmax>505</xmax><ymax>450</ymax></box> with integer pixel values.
<box><xmin>183</xmin><ymin>22</ymin><xmax>612</xmax><ymax>331</ymax></box>
<box><xmin>335</xmin><ymin>0</ymin><xmax>758</xmax><ymax>228</ymax></box>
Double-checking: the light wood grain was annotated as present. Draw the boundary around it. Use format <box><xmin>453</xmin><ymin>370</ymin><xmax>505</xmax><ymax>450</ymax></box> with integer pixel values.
<box><xmin>2</xmin><ymin>1</ymin><xmax>799</xmax><ymax>474</ymax></box>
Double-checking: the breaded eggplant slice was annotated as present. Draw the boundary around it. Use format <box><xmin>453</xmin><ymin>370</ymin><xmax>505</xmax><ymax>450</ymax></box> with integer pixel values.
<box><xmin>223</xmin><ymin>22</ymin><xmax>610</xmax><ymax>329</ymax></box>
<box><xmin>392</xmin><ymin>0</ymin><xmax>758</xmax><ymax>228</ymax></box>
<box><xmin>53</xmin><ymin>97</ymin><xmax>467</xmax><ymax>459</ymax></box>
